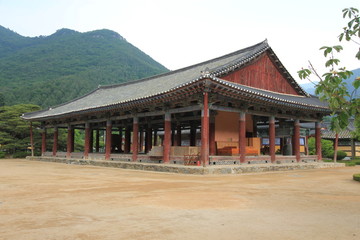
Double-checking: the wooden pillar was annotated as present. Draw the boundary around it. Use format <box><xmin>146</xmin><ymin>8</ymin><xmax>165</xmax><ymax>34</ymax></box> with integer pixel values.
<box><xmin>105</xmin><ymin>120</ymin><xmax>112</xmax><ymax>160</ymax></box>
<box><xmin>132</xmin><ymin>117</ymin><xmax>139</xmax><ymax>161</ymax></box>
<box><xmin>118</xmin><ymin>128</ymin><xmax>123</xmax><ymax>152</ymax></box>
<box><xmin>71</xmin><ymin>128</ymin><xmax>75</xmax><ymax>152</ymax></box>
<box><xmin>153</xmin><ymin>129</ymin><xmax>158</xmax><ymax>146</ymax></box>
<box><xmin>95</xmin><ymin>129</ymin><xmax>100</xmax><ymax>152</ymax></box>
<box><xmin>163</xmin><ymin>112</ymin><xmax>171</xmax><ymax>163</ymax></box>
<box><xmin>139</xmin><ymin>129</ymin><xmax>144</xmax><ymax>153</ymax></box>
<box><xmin>145</xmin><ymin>125</ymin><xmax>152</xmax><ymax>153</ymax></box>
<box><xmin>52</xmin><ymin>126</ymin><xmax>58</xmax><ymax>157</ymax></box>
<box><xmin>125</xmin><ymin>126</ymin><xmax>131</xmax><ymax>153</ymax></box>
<box><xmin>89</xmin><ymin>128</ymin><xmax>93</xmax><ymax>153</ymax></box>
<box><xmin>334</xmin><ymin>133</ymin><xmax>339</xmax><ymax>162</ymax></box>
<box><xmin>190</xmin><ymin>122</ymin><xmax>196</xmax><ymax>146</ymax></box>
<box><xmin>209</xmin><ymin>117</ymin><xmax>216</xmax><ymax>156</ymax></box>
<box><xmin>269</xmin><ymin>116</ymin><xmax>276</xmax><ymax>163</ymax></box>
<box><xmin>315</xmin><ymin>122</ymin><xmax>322</xmax><ymax>161</ymax></box>
<box><xmin>66</xmin><ymin>125</ymin><xmax>73</xmax><ymax>158</ymax></box>
<box><xmin>171</xmin><ymin>124</ymin><xmax>175</xmax><ymax>146</ymax></box>
<box><xmin>294</xmin><ymin>119</ymin><xmax>300</xmax><ymax>162</ymax></box>
<box><xmin>176</xmin><ymin>123</ymin><xmax>182</xmax><ymax>146</ymax></box>
<box><xmin>41</xmin><ymin>128</ymin><xmax>46</xmax><ymax>156</ymax></box>
<box><xmin>351</xmin><ymin>138</ymin><xmax>356</xmax><ymax>159</ymax></box>
<box><xmin>84</xmin><ymin>123</ymin><xmax>90</xmax><ymax>159</ymax></box>
<box><xmin>29</xmin><ymin>122</ymin><xmax>34</xmax><ymax>157</ymax></box>
<box><xmin>201</xmin><ymin>92</ymin><xmax>209</xmax><ymax>166</ymax></box>
<box><xmin>239</xmin><ymin>112</ymin><xmax>246</xmax><ymax>163</ymax></box>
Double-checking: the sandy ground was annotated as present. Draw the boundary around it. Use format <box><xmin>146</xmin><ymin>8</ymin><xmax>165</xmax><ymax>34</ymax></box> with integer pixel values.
<box><xmin>0</xmin><ymin>159</ymin><xmax>359</xmax><ymax>240</ymax></box>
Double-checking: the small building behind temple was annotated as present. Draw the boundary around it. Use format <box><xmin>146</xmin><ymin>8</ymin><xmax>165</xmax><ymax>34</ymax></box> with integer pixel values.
<box><xmin>321</xmin><ymin>119</ymin><xmax>360</xmax><ymax>158</ymax></box>
<box><xmin>22</xmin><ymin>40</ymin><xmax>330</xmax><ymax>166</ymax></box>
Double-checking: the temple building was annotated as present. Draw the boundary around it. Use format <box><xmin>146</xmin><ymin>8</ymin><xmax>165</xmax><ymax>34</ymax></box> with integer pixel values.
<box><xmin>22</xmin><ymin>40</ymin><xmax>329</xmax><ymax>166</ymax></box>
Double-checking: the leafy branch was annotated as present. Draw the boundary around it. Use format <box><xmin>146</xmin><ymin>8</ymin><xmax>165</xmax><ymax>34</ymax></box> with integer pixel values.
<box><xmin>298</xmin><ymin>7</ymin><xmax>360</xmax><ymax>161</ymax></box>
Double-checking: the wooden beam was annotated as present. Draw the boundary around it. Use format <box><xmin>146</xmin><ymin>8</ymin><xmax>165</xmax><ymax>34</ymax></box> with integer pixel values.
<box><xmin>209</xmin><ymin>105</ymin><xmax>322</xmax><ymax>122</ymax></box>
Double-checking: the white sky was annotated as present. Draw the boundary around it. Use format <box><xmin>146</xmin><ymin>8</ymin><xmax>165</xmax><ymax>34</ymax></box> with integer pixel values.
<box><xmin>0</xmin><ymin>0</ymin><xmax>359</xmax><ymax>83</ymax></box>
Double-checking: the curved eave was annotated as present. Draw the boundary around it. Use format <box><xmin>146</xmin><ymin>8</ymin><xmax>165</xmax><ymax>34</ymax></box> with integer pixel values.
<box><xmin>210</xmin><ymin>76</ymin><xmax>329</xmax><ymax>112</ymax></box>
<box><xmin>22</xmin><ymin>76</ymin><xmax>330</xmax><ymax>122</ymax></box>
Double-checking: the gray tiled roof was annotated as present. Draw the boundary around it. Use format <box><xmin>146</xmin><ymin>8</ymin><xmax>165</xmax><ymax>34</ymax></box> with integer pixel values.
<box><xmin>322</xmin><ymin>119</ymin><xmax>355</xmax><ymax>139</ymax></box>
<box><xmin>22</xmin><ymin>40</ymin><xmax>326</xmax><ymax>120</ymax></box>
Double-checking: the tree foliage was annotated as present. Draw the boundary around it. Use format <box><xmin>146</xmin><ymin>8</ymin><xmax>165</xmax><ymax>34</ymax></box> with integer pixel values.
<box><xmin>308</xmin><ymin>137</ymin><xmax>334</xmax><ymax>158</ymax></box>
<box><xmin>0</xmin><ymin>104</ymin><xmax>41</xmax><ymax>154</ymax></box>
<box><xmin>298</xmin><ymin>7</ymin><xmax>360</xmax><ymax>161</ymax></box>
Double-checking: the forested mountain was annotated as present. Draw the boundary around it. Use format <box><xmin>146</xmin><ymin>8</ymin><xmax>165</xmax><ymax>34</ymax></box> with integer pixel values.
<box><xmin>0</xmin><ymin>26</ymin><xmax>168</xmax><ymax>108</ymax></box>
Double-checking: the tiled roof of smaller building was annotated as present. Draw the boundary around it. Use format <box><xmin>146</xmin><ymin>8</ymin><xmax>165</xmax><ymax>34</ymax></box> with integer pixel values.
<box><xmin>321</xmin><ymin>119</ymin><xmax>355</xmax><ymax>139</ymax></box>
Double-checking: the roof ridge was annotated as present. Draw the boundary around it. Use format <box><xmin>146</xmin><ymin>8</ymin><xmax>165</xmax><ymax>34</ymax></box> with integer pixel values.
<box><xmin>98</xmin><ymin>40</ymin><xmax>269</xmax><ymax>90</ymax></box>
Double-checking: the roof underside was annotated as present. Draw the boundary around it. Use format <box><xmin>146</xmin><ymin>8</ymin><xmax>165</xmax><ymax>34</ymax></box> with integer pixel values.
<box><xmin>22</xmin><ymin>40</ymin><xmax>328</xmax><ymax>121</ymax></box>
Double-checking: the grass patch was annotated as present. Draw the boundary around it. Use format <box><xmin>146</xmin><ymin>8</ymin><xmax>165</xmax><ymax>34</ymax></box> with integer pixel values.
<box><xmin>323</xmin><ymin>158</ymin><xmax>360</xmax><ymax>166</ymax></box>
<box><xmin>353</xmin><ymin>174</ymin><xmax>360</xmax><ymax>182</ymax></box>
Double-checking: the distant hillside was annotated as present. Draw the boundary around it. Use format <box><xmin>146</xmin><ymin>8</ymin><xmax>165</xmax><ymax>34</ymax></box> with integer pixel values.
<box><xmin>0</xmin><ymin>26</ymin><xmax>168</xmax><ymax>108</ymax></box>
<box><xmin>300</xmin><ymin>68</ymin><xmax>360</xmax><ymax>97</ymax></box>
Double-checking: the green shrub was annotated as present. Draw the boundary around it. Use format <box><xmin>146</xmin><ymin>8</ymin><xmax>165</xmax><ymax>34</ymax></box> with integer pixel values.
<box><xmin>336</xmin><ymin>150</ymin><xmax>347</xmax><ymax>160</ymax></box>
<box><xmin>326</xmin><ymin>150</ymin><xmax>348</xmax><ymax>160</ymax></box>
<box><xmin>12</xmin><ymin>152</ymin><xmax>31</xmax><ymax>158</ymax></box>
<box><xmin>0</xmin><ymin>151</ymin><xmax>5</xmax><ymax>158</ymax></box>
<box><xmin>353</xmin><ymin>174</ymin><xmax>360</xmax><ymax>182</ymax></box>
<box><xmin>308</xmin><ymin>137</ymin><xmax>334</xmax><ymax>158</ymax></box>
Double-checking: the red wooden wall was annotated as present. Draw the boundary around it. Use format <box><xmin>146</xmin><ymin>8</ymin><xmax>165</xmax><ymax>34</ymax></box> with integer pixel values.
<box><xmin>221</xmin><ymin>52</ymin><xmax>300</xmax><ymax>95</ymax></box>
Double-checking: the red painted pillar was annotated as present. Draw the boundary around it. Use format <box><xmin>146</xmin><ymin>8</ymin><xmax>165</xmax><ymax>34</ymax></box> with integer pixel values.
<box><xmin>171</xmin><ymin>125</ymin><xmax>175</xmax><ymax>146</ymax></box>
<box><xmin>89</xmin><ymin>128</ymin><xmax>93</xmax><ymax>153</ymax></box>
<box><xmin>84</xmin><ymin>123</ymin><xmax>90</xmax><ymax>159</ymax></box>
<box><xmin>138</xmin><ymin>130</ymin><xmax>143</xmax><ymax>152</ymax></box>
<box><xmin>176</xmin><ymin>124</ymin><xmax>182</xmax><ymax>146</ymax></box>
<box><xmin>125</xmin><ymin>126</ymin><xmax>131</xmax><ymax>154</ymax></box>
<box><xmin>163</xmin><ymin>113</ymin><xmax>171</xmax><ymax>163</ymax></box>
<box><xmin>145</xmin><ymin>125</ymin><xmax>152</xmax><ymax>153</ymax></box>
<box><xmin>201</xmin><ymin>92</ymin><xmax>209</xmax><ymax>166</ymax></box>
<box><xmin>269</xmin><ymin>116</ymin><xmax>276</xmax><ymax>163</ymax></box>
<box><xmin>315</xmin><ymin>122</ymin><xmax>322</xmax><ymax>161</ymax></box>
<box><xmin>71</xmin><ymin>128</ymin><xmax>75</xmax><ymax>153</ymax></box>
<box><xmin>52</xmin><ymin>127</ymin><xmax>58</xmax><ymax>157</ymax></box>
<box><xmin>294</xmin><ymin>119</ymin><xmax>300</xmax><ymax>162</ymax></box>
<box><xmin>95</xmin><ymin>129</ymin><xmax>100</xmax><ymax>152</ymax></box>
<box><xmin>118</xmin><ymin>128</ymin><xmax>123</xmax><ymax>152</ymax></box>
<box><xmin>239</xmin><ymin>112</ymin><xmax>246</xmax><ymax>163</ymax></box>
<box><xmin>105</xmin><ymin>120</ymin><xmax>112</xmax><ymax>160</ymax></box>
<box><xmin>41</xmin><ymin>128</ymin><xmax>46</xmax><ymax>156</ymax></box>
<box><xmin>209</xmin><ymin>117</ymin><xmax>216</xmax><ymax>156</ymax></box>
<box><xmin>66</xmin><ymin>125</ymin><xmax>73</xmax><ymax>158</ymax></box>
<box><xmin>132</xmin><ymin>117</ymin><xmax>139</xmax><ymax>161</ymax></box>
<box><xmin>30</xmin><ymin>122</ymin><xmax>34</xmax><ymax>157</ymax></box>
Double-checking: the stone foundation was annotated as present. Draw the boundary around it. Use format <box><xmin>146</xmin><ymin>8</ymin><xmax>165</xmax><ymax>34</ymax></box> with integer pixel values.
<box><xmin>26</xmin><ymin>156</ymin><xmax>345</xmax><ymax>175</ymax></box>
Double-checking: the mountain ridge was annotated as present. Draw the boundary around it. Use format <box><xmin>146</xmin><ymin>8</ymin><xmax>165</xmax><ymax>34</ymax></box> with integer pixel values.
<box><xmin>0</xmin><ymin>26</ymin><xmax>169</xmax><ymax>108</ymax></box>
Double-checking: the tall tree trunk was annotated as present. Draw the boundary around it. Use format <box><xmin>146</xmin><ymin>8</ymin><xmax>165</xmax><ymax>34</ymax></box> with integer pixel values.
<box><xmin>333</xmin><ymin>133</ymin><xmax>338</xmax><ymax>163</ymax></box>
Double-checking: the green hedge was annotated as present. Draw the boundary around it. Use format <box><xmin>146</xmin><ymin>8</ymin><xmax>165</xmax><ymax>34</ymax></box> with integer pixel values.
<box><xmin>353</xmin><ymin>174</ymin><xmax>360</xmax><ymax>182</ymax></box>
<box><xmin>12</xmin><ymin>152</ymin><xmax>31</xmax><ymax>158</ymax></box>
<box><xmin>0</xmin><ymin>151</ymin><xmax>5</xmax><ymax>158</ymax></box>
<box><xmin>325</xmin><ymin>150</ymin><xmax>347</xmax><ymax>160</ymax></box>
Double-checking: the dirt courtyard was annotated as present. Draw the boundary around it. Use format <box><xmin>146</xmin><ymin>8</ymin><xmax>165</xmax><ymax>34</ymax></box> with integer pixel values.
<box><xmin>0</xmin><ymin>159</ymin><xmax>359</xmax><ymax>240</ymax></box>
